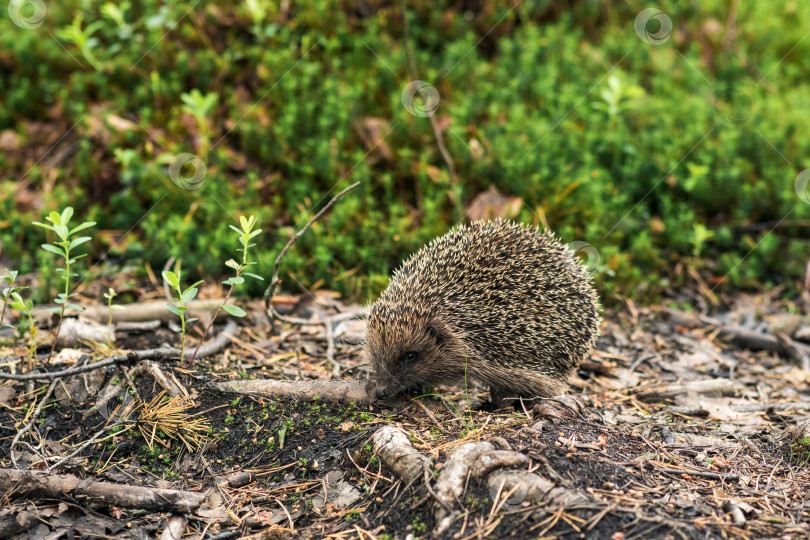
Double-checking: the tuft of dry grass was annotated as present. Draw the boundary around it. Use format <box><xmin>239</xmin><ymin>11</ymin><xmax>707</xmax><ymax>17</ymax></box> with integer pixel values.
<box><xmin>137</xmin><ymin>391</ymin><xmax>209</xmax><ymax>451</ymax></box>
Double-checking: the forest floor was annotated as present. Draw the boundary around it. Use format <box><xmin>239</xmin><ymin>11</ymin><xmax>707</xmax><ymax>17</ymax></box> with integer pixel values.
<box><xmin>0</xmin><ymin>283</ymin><xmax>809</xmax><ymax>540</ymax></box>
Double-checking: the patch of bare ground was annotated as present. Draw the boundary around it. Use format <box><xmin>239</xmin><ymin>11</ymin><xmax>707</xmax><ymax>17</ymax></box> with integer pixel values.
<box><xmin>1</xmin><ymin>289</ymin><xmax>809</xmax><ymax>539</ymax></box>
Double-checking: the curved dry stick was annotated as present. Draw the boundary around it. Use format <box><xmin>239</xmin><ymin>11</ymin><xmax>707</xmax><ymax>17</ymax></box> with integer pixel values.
<box><xmin>0</xmin><ymin>320</ymin><xmax>237</xmax><ymax>381</ymax></box>
<box><xmin>263</xmin><ymin>181</ymin><xmax>361</xmax><ymax>325</ymax></box>
<box><xmin>10</xmin><ymin>380</ymin><xmax>58</xmax><ymax>468</ymax></box>
<box><xmin>401</xmin><ymin>0</ymin><xmax>461</xmax><ymax>220</ymax></box>
<box><xmin>46</xmin><ymin>420</ymin><xmax>131</xmax><ymax>473</ymax></box>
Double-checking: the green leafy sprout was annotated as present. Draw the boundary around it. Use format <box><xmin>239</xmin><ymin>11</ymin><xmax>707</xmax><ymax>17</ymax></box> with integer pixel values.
<box><xmin>103</xmin><ymin>287</ymin><xmax>125</xmax><ymax>346</ymax></box>
<box><xmin>180</xmin><ymin>89</ymin><xmax>218</xmax><ymax>158</ymax></box>
<box><xmin>54</xmin><ymin>16</ymin><xmax>105</xmax><ymax>71</ymax></box>
<box><xmin>162</xmin><ymin>265</ymin><xmax>203</xmax><ymax>361</ymax></box>
<box><xmin>9</xmin><ymin>291</ymin><xmax>37</xmax><ymax>371</ymax></box>
<box><xmin>1</xmin><ymin>270</ymin><xmax>26</xmax><ymax>329</ymax></box>
<box><xmin>189</xmin><ymin>215</ymin><xmax>263</xmax><ymax>363</ymax></box>
<box><xmin>33</xmin><ymin>207</ymin><xmax>96</xmax><ymax>361</ymax></box>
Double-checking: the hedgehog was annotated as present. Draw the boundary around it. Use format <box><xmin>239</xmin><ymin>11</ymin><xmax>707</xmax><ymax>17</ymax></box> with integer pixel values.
<box><xmin>366</xmin><ymin>218</ymin><xmax>601</xmax><ymax>409</ymax></box>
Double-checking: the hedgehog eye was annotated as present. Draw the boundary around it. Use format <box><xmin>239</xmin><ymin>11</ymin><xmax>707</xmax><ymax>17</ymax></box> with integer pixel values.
<box><xmin>403</xmin><ymin>351</ymin><xmax>418</xmax><ymax>362</ymax></box>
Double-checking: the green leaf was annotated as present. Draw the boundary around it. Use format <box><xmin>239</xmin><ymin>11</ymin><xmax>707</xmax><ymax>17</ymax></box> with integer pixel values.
<box><xmin>166</xmin><ymin>304</ymin><xmax>183</xmax><ymax>317</ymax></box>
<box><xmin>244</xmin><ymin>272</ymin><xmax>264</xmax><ymax>281</ymax></box>
<box><xmin>221</xmin><ymin>304</ymin><xmax>246</xmax><ymax>317</ymax></box>
<box><xmin>229</xmin><ymin>225</ymin><xmax>242</xmax><ymax>235</ymax></box>
<box><xmin>181</xmin><ymin>287</ymin><xmax>198</xmax><ymax>304</ymax></box>
<box><xmin>55</xmin><ymin>224</ymin><xmax>69</xmax><ymax>241</ymax></box>
<box><xmin>69</xmin><ymin>221</ymin><xmax>96</xmax><ymax>235</ymax></box>
<box><xmin>225</xmin><ymin>259</ymin><xmax>240</xmax><ymax>270</ymax></box>
<box><xmin>186</xmin><ymin>317</ymin><xmax>198</xmax><ymax>324</ymax></box>
<box><xmin>60</xmin><ymin>207</ymin><xmax>74</xmax><ymax>226</ymax></box>
<box><xmin>229</xmin><ymin>276</ymin><xmax>245</xmax><ymax>285</ymax></box>
<box><xmin>44</xmin><ymin>307</ymin><xmax>62</xmax><ymax>313</ymax></box>
<box><xmin>68</xmin><ymin>236</ymin><xmax>92</xmax><ymax>250</ymax></box>
<box><xmin>67</xmin><ymin>303</ymin><xmax>84</xmax><ymax>311</ymax></box>
<box><xmin>112</xmin><ymin>305</ymin><xmax>125</xmax><ymax>310</ymax></box>
<box><xmin>162</xmin><ymin>271</ymin><xmax>179</xmax><ymax>289</ymax></box>
<box><xmin>41</xmin><ymin>244</ymin><xmax>65</xmax><ymax>257</ymax></box>
<box><xmin>32</xmin><ymin>221</ymin><xmax>53</xmax><ymax>231</ymax></box>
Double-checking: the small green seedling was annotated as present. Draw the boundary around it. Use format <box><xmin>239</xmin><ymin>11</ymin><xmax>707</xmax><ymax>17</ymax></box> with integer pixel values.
<box><xmin>55</xmin><ymin>16</ymin><xmax>105</xmax><ymax>71</ymax></box>
<box><xmin>180</xmin><ymin>89</ymin><xmax>218</xmax><ymax>157</ymax></box>
<box><xmin>9</xmin><ymin>292</ymin><xmax>37</xmax><ymax>371</ymax></box>
<box><xmin>162</xmin><ymin>265</ymin><xmax>203</xmax><ymax>361</ymax></box>
<box><xmin>33</xmin><ymin>207</ymin><xmax>96</xmax><ymax>360</ymax></box>
<box><xmin>103</xmin><ymin>287</ymin><xmax>124</xmax><ymax>346</ymax></box>
<box><xmin>1</xmin><ymin>270</ymin><xmax>26</xmax><ymax>328</ymax></box>
<box><xmin>189</xmin><ymin>215</ymin><xmax>263</xmax><ymax>363</ymax></box>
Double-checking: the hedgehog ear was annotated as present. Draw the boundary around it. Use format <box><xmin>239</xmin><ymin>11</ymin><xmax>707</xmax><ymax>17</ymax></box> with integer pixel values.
<box><xmin>426</xmin><ymin>322</ymin><xmax>449</xmax><ymax>346</ymax></box>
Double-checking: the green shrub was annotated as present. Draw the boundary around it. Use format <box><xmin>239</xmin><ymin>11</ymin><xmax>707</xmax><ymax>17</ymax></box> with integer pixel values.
<box><xmin>1</xmin><ymin>0</ymin><xmax>808</xmax><ymax>303</ymax></box>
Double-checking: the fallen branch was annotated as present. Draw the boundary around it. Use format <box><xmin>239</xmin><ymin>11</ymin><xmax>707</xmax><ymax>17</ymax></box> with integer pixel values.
<box><xmin>669</xmin><ymin>401</ymin><xmax>810</xmax><ymax>415</ymax></box>
<box><xmin>0</xmin><ymin>468</ymin><xmax>206</xmax><ymax>512</ymax></box>
<box><xmin>213</xmin><ymin>378</ymin><xmax>372</xmax><ymax>403</ymax></box>
<box><xmin>115</xmin><ymin>320</ymin><xmax>162</xmax><ymax>331</ymax></box>
<box><xmin>634</xmin><ymin>378</ymin><xmax>743</xmax><ymax>402</ymax></box>
<box><xmin>662</xmin><ymin>307</ymin><xmax>810</xmax><ymax>359</ymax></box>
<box><xmin>658</xmin><ymin>468</ymin><xmax>739</xmax><ymax>481</ymax></box>
<box><xmin>0</xmin><ymin>320</ymin><xmax>236</xmax><ymax>382</ymax></box>
<box><xmin>52</xmin><ymin>299</ymin><xmax>229</xmax><ymax>325</ymax></box>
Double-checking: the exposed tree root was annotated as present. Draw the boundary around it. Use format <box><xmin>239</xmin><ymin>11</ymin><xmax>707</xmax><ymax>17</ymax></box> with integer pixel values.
<box><xmin>371</xmin><ymin>426</ymin><xmax>430</xmax><ymax>486</ymax></box>
<box><xmin>372</xmin><ymin>425</ymin><xmax>593</xmax><ymax>536</ymax></box>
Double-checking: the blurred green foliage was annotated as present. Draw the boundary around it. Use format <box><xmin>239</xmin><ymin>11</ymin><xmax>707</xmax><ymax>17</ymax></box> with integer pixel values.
<box><xmin>1</xmin><ymin>0</ymin><xmax>809</xmax><ymax>304</ymax></box>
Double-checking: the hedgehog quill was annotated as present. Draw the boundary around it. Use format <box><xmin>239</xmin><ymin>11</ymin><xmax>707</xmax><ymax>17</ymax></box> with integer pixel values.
<box><xmin>366</xmin><ymin>219</ymin><xmax>601</xmax><ymax>409</ymax></box>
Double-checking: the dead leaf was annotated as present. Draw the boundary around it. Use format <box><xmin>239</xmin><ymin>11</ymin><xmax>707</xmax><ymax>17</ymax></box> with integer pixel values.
<box><xmin>465</xmin><ymin>185</ymin><xmax>522</xmax><ymax>222</ymax></box>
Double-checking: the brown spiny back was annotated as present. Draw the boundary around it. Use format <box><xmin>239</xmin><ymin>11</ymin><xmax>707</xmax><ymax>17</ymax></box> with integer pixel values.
<box><xmin>366</xmin><ymin>219</ymin><xmax>601</xmax><ymax>404</ymax></box>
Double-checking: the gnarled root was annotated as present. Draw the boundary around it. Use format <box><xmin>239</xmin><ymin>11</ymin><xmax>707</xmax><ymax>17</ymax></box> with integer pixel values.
<box><xmin>372</xmin><ymin>425</ymin><xmax>590</xmax><ymax>536</ymax></box>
